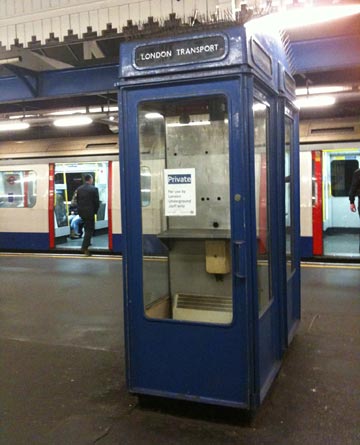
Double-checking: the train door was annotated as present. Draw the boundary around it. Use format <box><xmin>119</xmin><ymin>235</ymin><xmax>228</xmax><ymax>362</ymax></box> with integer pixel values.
<box><xmin>51</xmin><ymin>161</ymin><xmax>110</xmax><ymax>251</ymax></box>
<box><xmin>321</xmin><ymin>150</ymin><xmax>360</xmax><ymax>256</ymax></box>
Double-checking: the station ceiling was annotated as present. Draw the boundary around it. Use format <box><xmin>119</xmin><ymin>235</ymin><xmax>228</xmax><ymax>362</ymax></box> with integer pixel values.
<box><xmin>0</xmin><ymin>10</ymin><xmax>359</xmax><ymax>135</ymax></box>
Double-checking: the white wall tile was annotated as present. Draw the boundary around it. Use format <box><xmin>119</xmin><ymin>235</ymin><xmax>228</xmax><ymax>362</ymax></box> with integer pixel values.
<box><xmin>6</xmin><ymin>0</ymin><xmax>15</xmax><ymax>16</ymax></box>
<box><xmin>24</xmin><ymin>22</ymin><xmax>34</xmax><ymax>44</ymax></box>
<box><xmin>173</xmin><ymin>0</ymin><xmax>185</xmax><ymax>20</ymax></box>
<box><xmin>139</xmin><ymin>1</ymin><xmax>151</xmax><ymax>24</ymax></box>
<box><xmin>60</xmin><ymin>14</ymin><xmax>71</xmax><ymax>37</ymax></box>
<box><xmin>42</xmin><ymin>17</ymin><xmax>52</xmax><ymax>40</ymax></box>
<box><xmin>7</xmin><ymin>24</ymin><xmax>16</xmax><ymax>46</ymax></box>
<box><xmin>14</xmin><ymin>0</ymin><xmax>24</xmax><ymax>15</ymax></box>
<box><xmin>32</xmin><ymin>20</ymin><xmax>44</xmax><ymax>41</ymax></box>
<box><xmin>98</xmin><ymin>8</ymin><xmax>110</xmax><ymax>30</ymax></box>
<box><xmin>108</xmin><ymin>6</ymin><xmax>120</xmax><ymax>30</ymax></box>
<box><xmin>89</xmin><ymin>9</ymin><xmax>100</xmax><ymax>31</ymax></box>
<box><xmin>51</xmin><ymin>16</ymin><xmax>61</xmax><ymax>38</ymax></box>
<box><xmin>0</xmin><ymin>27</ymin><xmax>7</xmax><ymax>47</ymax></box>
<box><xmin>119</xmin><ymin>4</ymin><xmax>130</xmax><ymax>28</ymax></box>
<box><xmin>32</xmin><ymin>0</ymin><xmax>42</xmax><ymax>12</ymax></box>
<box><xmin>0</xmin><ymin>2</ymin><xmax>6</xmax><ymax>17</ymax></box>
<box><xmin>149</xmin><ymin>0</ymin><xmax>160</xmax><ymax>18</ymax></box>
<box><xmin>0</xmin><ymin>0</ymin><xmax>227</xmax><ymax>48</ymax></box>
<box><xmin>129</xmin><ymin>2</ymin><xmax>140</xmax><ymax>24</ymax></box>
<box><xmin>69</xmin><ymin>13</ymin><xmax>81</xmax><ymax>35</ymax></box>
<box><xmin>14</xmin><ymin>23</ymin><xmax>25</xmax><ymax>45</ymax></box>
<box><xmin>41</xmin><ymin>0</ymin><xmax>51</xmax><ymax>10</ymax></box>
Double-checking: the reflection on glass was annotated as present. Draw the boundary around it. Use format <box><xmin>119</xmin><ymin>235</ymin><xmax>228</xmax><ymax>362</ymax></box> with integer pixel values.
<box><xmin>0</xmin><ymin>171</ymin><xmax>37</xmax><ymax>208</ymax></box>
<box><xmin>140</xmin><ymin>166</ymin><xmax>151</xmax><ymax>207</ymax></box>
<box><xmin>253</xmin><ymin>100</ymin><xmax>271</xmax><ymax>313</ymax></box>
<box><xmin>139</xmin><ymin>96</ymin><xmax>233</xmax><ymax>324</ymax></box>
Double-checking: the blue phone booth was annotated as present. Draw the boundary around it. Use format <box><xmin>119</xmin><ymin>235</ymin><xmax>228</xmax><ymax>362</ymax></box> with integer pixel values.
<box><xmin>118</xmin><ymin>18</ymin><xmax>300</xmax><ymax>411</ymax></box>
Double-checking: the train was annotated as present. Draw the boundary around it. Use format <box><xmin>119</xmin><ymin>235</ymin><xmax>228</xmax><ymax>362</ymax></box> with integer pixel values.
<box><xmin>300</xmin><ymin>116</ymin><xmax>360</xmax><ymax>259</ymax></box>
<box><xmin>0</xmin><ymin>115</ymin><xmax>359</xmax><ymax>259</ymax></box>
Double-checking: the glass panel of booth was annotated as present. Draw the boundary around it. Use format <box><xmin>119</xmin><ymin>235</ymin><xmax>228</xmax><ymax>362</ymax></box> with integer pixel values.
<box><xmin>285</xmin><ymin>116</ymin><xmax>295</xmax><ymax>278</ymax></box>
<box><xmin>138</xmin><ymin>95</ymin><xmax>233</xmax><ymax>324</ymax></box>
<box><xmin>253</xmin><ymin>100</ymin><xmax>271</xmax><ymax>313</ymax></box>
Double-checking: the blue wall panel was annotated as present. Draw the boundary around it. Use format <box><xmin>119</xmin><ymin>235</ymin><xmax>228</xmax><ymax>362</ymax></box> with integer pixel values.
<box><xmin>0</xmin><ymin>232</ymin><xmax>49</xmax><ymax>251</ymax></box>
<box><xmin>300</xmin><ymin>236</ymin><xmax>313</xmax><ymax>258</ymax></box>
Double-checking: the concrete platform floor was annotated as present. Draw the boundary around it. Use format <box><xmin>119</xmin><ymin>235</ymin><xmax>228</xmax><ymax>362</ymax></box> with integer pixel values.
<box><xmin>0</xmin><ymin>254</ymin><xmax>359</xmax><ymax>445</ymax></box>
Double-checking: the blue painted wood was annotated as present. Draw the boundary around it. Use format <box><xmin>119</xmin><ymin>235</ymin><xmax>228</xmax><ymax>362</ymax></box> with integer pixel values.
<box><xmin>119</xmin><ymin>79</ymin><xmax>251</xmax><ymax>407</ymax></box>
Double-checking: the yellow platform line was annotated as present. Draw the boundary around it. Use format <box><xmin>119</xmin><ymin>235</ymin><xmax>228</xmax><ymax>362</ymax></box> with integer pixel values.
<box><xmin>301</xmin><ymin>261</ymin><xmax>360</xmax><ymax>270</ymax></box>
<box><xmin>0</xmin><ymin>253</ymin><xmax>359</xmax><ymax>269</ymax></box>
<box><xmin>0</xmin><ymin>252</ymin><xmax>168</xmax><ymax>262</ymax></box>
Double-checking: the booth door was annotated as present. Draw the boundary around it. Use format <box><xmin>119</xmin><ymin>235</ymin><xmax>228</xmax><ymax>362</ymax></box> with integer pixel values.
<box><xmin>285</xmin><ymin>112</ymin><xmax>301</xmax><ymax>342</ymax></box>
<box><xmin>121</xmin><ymin>80</ymin><xmax>254</xmax><ymax>408</ymax></box>
<box><xmin>253</xmin><ymin>97</ymin><xmax>283</xmax><ymax>399</ymax></box>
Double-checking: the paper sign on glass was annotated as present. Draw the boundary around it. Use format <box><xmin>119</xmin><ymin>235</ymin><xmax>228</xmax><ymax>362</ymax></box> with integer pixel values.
<box><xmin>164</xmin><ymin>168</ymin><xmax>196</xmax><ymax>216</ymax></box>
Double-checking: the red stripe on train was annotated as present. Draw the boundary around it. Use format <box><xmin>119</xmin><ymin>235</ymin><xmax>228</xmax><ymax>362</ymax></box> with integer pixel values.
<box><xmin>312</xmin><ymin>151</ymin><xmax>323</xmax><ymax>255</ymax></box>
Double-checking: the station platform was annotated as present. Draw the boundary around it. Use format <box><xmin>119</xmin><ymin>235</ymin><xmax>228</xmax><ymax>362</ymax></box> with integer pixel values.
<box><xmin>0</xmin><ymin>253</ymin><xmax>359</xmax><ymax>445</ymax></box>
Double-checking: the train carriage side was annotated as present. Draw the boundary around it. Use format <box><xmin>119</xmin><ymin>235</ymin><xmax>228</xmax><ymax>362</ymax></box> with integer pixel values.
<box><xmin>0</xmin><ymin>135</ymin><xmax>123</xmax><ymax>253</ymax></box>
<box><xmin>300</xmin><ymin>117</ymin><xmax>360</xmax><ymax>259</ymax></box>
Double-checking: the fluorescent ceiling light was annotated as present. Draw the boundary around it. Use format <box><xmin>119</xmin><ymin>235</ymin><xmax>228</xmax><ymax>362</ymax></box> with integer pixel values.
<box><xmin>0</xmin><ymin>121</ymin><xmax>30</xmax><ymax>131</ymax></box>
<box><xmin>145</xmin><ymin>112</ymin><xmax>163</xmax><ymax>119</ymax></box>
<box><xmin>89</xmin><ymin>107</ymin><xmax>102</xmax><ymax>113</ymax></box>
<box><xmin>295</xmin><ymin>95</ymin><xmax>336</xmax><ymax>109</ymax></box>
<box><xmin>167</xmin><ymin>121</ymin><xmax>211</xmax><ymax>127</ymax></box>
<box><xmin>256</xmin><ymin>5</ymin><xmax>360</xmax><ymax>31</ymax></box>
<box><xmin>0</xmin><ymin>57</ymin><xmax>21</xmax><ymax>65</ymax></box>
<box><xmin>253</xmin><ymin>103</ymin><xmax>267</xmax><ymax>111</ymax></box>
<box><xmin>48</xmin><ymin>108</ymin><xmax>86</xmax><ymax>116</ymax></box>
<box><xmin>296</xmin><ymin>86</ymin><xmax>353</xmax><ymax>96</ymax></box>
<box><xmin>9</xmin><ymin>114</ymin><xmax>38</xmax><ymax>120</ymax></box>
<box><xmin>53</xmin><ymin>116</ymin><xmax>93</xmax><ymax>127</ymax></box>
<box><xmin>88</xmin><ymin>106</ymin><xmax>118</xmax><ymax>113</ymax></box>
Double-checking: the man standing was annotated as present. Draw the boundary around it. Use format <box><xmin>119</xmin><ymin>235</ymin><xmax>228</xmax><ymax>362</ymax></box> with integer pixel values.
<box><xmin>76</xmin><ymin>174</ymin><xmax>100</xmax><ymax>256</ymax></box>
<box><xmin>349</xmin><ymin>167</ymin><xmax>360</xmax><ymax>215</ymax></box>
<box><xmin>349</xmin><ymin>167</ymin><xmax>360</xmax><ymax>254</ymax></box>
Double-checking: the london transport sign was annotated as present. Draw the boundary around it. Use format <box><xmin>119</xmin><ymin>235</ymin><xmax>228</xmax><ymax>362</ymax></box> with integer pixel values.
<box><xmin>134</xmin><ymin>35</ymin><xmax>227</xmax><ymax>68</ymax></box>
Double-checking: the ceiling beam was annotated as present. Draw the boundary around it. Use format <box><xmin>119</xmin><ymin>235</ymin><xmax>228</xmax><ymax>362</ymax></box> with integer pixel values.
<box><xmin>0</xmin><ymin>63</ymin><xmax>118</xmax><ymax>104</ymax></box>
<box><xmin>291</xmin><ymin>35</ymin><xmax>360</xmax><ymax>74</ymax></box>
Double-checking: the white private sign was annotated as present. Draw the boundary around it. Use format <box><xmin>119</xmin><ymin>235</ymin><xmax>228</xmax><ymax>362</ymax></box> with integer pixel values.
<box><xmin>164</xmin><ymin>168</ymin><xmax>196</xmax><ymax>216</ymax></box>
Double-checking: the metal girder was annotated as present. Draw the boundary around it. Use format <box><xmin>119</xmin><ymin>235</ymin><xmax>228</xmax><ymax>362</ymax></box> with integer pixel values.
<box><xmin>0</xmin><ymin>63</ymin><xmax>118</xmax><ymax>104</ymax></box>
<box><xmin>291</xmin><ymin>34</ymin><xmax>360</xmax><ymax>74</ymax></box>
<box><xmin>3</xmin><ymin>64</ymin><xmax>38</xmax><ymax>97</ymax></box>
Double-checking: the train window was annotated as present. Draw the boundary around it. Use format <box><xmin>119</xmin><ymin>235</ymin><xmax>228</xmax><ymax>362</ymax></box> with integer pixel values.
<box><xmin>331</xmin><ymin>160</ymin><xmax>359</xmax><ymax>197</ymax></box>
<box><xmin>66</xmin><ymin>172</ymin><xmax>95</xmax><ymax>199</ymax></box>
<box><xmin>253</xmin><ymin>100</ymin><xmax>272</xmax><ymax>313</ymax></box>
<box><xmin>0</xmin><ymin>171</ymin><xmax>36</xmax><ymax>208</ymax></box>
<box><xmin>138</xmin><ymin>95</ymin><xmax>232</xmax><ymax>324</ymax></box>
<box><xmin>140</xmin><ymin>166</ymin><xmax>151</xmax><ymax>207</ymax></box>
<box><xmin>54</xmin><ymin>190</ymin><xmax>68</xmax><ymax>227</ymax></box>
